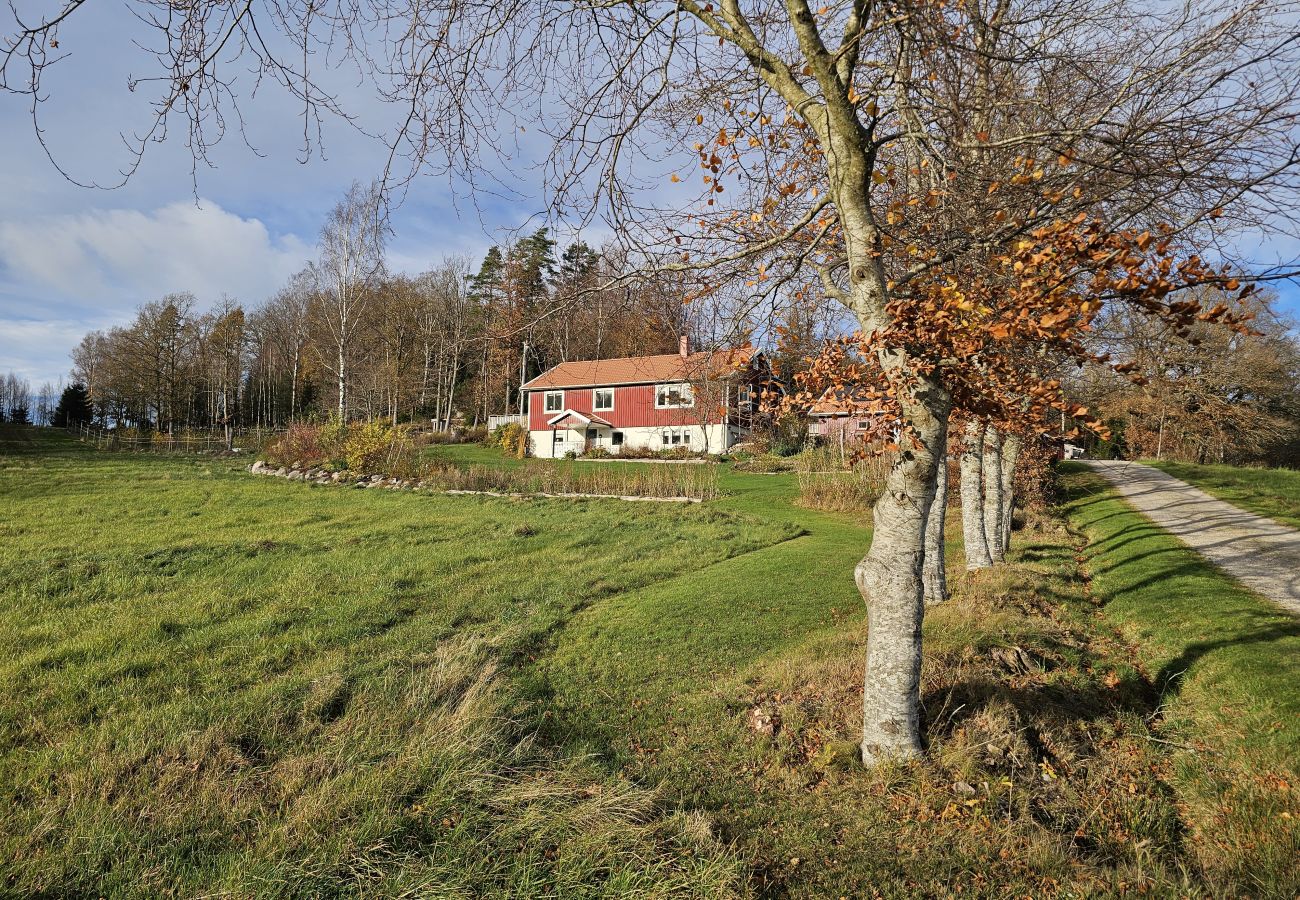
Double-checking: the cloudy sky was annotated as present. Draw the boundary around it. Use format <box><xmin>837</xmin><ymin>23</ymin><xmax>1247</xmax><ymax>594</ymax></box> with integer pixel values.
<box><xmin>2</xmin><ymin>5</ymin><xmax>1297</xmax><ymax>391</ymax></box>
<box><xmin>0</xmin><ymin>5</ymin><xmax>544</xmax><ymax>389</ymax></box>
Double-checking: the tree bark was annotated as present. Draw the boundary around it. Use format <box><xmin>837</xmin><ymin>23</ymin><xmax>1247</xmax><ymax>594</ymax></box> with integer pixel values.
<box><xmin>982</xmin><ymin>425</ymin><xmax>1005</xmax><ymax>564</ymax></box>
<box><xmin>855</xmin><ymin>377</ymin><xmax>950</xmax><ymax>764</ymax></box>
<box><xmin>999</xmin><ymin>433</ymin><xmax>1021</xmax><ymax>556</ymax></box>
<box><xmin>922</xmin><ymin>428</ymin><xmax>949</xmax><ymax>606</ymax></box>
<box><xmin>960</xmin><ymin>421</ymin><xmax>992</xmax><ymax>570</ymax></box>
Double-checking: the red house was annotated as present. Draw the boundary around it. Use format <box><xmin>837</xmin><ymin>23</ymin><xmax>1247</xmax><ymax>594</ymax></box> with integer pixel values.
<box><xmin>520</xmin><ymin>337</ymin><xmax>767</xmax><ymax>457</ymax></box>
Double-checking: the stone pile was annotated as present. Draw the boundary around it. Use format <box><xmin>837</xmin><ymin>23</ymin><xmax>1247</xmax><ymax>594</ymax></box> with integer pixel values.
<box><xmin>248</xmin><ymin>460</ymin><xmax>421</xmax><ymax>491</ymax></box>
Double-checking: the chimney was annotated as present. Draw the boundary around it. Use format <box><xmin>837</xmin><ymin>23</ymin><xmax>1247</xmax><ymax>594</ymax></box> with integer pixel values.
<box><xmin>679</xmin><ymin>334</ymin><xmax>689</xmax><ymax>358</ymax></box>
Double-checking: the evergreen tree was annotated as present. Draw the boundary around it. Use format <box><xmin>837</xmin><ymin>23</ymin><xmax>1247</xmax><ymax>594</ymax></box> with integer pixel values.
<box><xmin>53</xmin><ymin>383</ymin><xmax>93</xmax><ymax>428</ymax></box>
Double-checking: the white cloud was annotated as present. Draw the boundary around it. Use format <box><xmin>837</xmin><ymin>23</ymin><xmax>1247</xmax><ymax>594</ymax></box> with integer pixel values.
<box><xmin>0</xmin><ymin>201</ymin><xmax>314</xmax><ymax>387</ymax></box>
<box><xmin>0</xmin><ymin>200</ymin><xmax>312</xmax><ymax>304</ymax></box>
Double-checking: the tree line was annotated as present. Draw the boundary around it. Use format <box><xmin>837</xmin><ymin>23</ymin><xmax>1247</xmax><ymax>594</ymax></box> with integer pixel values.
<box><xmin>66</xmin><ymin>183</ymin><xmax>706</xmax><ymax>433</ymax></box>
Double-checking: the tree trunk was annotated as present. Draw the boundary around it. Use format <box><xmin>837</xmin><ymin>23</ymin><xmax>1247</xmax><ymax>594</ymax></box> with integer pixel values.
<box><xmin>855</xmin><ymin>377</ymin><xmax>950</xmax><ymax>764</ymax></box>
<box><xmin>960</xmin><ymin>421</ymin><xmax>992</xmax><ymax>570</ymax></box>
<box><xmin>999</xmin><ymin>433</ymin><xmax>1021</xmax><ymax>555</ymax></box>
<box><xmin>922</xmin><ymin>429</ymin><xmax>949</xmax><ymax>606</ymax></box>
<box><xmin>982</xmin><ymin>425</ymin><xmax>1005</xmax><ymax>564</ymax></box>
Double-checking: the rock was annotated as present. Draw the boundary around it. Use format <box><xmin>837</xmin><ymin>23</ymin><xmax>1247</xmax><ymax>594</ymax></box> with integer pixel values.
<box><xmin>953</xmin><ymin>780</ymin><xmax>977</xmax><ymax>797</ymax></box>
<box><xmin>370</xmin><ymin>474</ymin><xmax>383</xmax><ymax>483</ymax></box>
<box><xmin>746</xmin><ymin>704</ymin><xmax>780</xmax><ymax>737</ymax></box>
<box><xmin>287</xmin><ymin>470</ymin><xmax>305</xmax><ymax>481</ymax></box>
<box><xmin>251</xmin><ymin>460</ymin><xmax>267</xmax><ymax>474</ymax></box>
<box><xmin>331</xmin><ymin>472</ymin><xmax>344</xmax><ymax>482</ymax></box>
<box><xmin>273</xmin><ymin>467</ymin><xmax>287</xmax><ymax>477</ymax></box>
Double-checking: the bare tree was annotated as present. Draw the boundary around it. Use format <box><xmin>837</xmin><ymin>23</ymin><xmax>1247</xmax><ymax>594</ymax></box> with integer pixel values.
<box><xmin>315</xmin><ymin>181</ymin><xmax>387</xmax><ymax>421</ymax></box>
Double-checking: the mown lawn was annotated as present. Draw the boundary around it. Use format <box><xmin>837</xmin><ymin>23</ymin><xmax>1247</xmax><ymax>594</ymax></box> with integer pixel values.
<box><xmin>1062</xmin><ymin>464</ymin><xmax>1300</xmax><ymax>897</ymax></box>
<box><xmin>1144</xmin><ymin>459</ymin><xmax>1300</xmax><ymax>528</ymax></box>
<box><xmin>2</xmin><ymin>427</ymin><xmax>1296</xmax><ymax>897</ymax></box>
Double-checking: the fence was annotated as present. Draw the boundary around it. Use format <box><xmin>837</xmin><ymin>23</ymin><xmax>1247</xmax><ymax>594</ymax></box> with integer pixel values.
<box><xmin>486</xmin><ymin>414</ymin><xmax>526</xmax><ymax>431</ymax></box>
<box><xmin>70</xmin><ymin>423</ymin><xmax>284</xmax><ymax>454</ymax></box>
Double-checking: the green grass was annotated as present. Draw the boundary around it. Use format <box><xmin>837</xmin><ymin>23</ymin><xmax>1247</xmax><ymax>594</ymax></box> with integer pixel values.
<box><xmin>1144</xmin><ymin>459</ymin><xmax>1300</xmax><ymax>528</ymax></box>
<box><xmin>1062</xmin><ymin>464</ymin><xmax>1300</xmax><ymax>896</ymax></box>
<box><xmin>3</xmin><ymin>426</ymin><xmax>1297</xmax><ymax>897</ymax></box>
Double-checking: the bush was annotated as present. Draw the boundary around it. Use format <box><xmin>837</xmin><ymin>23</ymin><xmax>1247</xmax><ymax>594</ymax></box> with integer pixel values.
<box><xmin>263</xmin><ymin>420</ymin><xmax>421</xmax><ymax>477</ymax></box>
<box><xmin>489</xmin><ymin>422</ymin><xmax>528</xmax><ymax>459</ymax></box>
<box><xmin>585</xmin><ymin>445</ymin><xmax>611</xmax><ymax>459</ymax></box>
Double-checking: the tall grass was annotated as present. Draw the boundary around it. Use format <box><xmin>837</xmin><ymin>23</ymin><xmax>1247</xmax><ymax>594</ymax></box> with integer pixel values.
<box><xmin>421</xmin><ymin>460</ymin><xmax>720</xmax><ymax>501</ymax></box>
<box><xmin>793</xmin><ymin>446</ymin><xmax>892</xmax><ymax>512</ymax></box>
<box><xmin>2</xmin><ymin>634</ymin><xmax>742</xmax><ymax>897</ymax></box>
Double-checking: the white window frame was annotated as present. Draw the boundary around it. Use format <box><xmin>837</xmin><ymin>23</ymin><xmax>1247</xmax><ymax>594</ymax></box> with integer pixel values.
<box><xmin>654</xmin><ymin>382</ymin><xmax>694</xmax><ymax>409</ymax></box>
<box><xmin>543</xmin><ymin>390</ymin><xmax>564</xmax><ymax>413</ymax></box>
<box><xmin>592</xmin><ymin>388</ymin><xmax>615</xmax><ymax>411</ymax></box>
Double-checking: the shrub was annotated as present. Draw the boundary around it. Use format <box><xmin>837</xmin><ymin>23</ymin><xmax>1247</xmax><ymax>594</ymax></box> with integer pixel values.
<box><xmin>585</xmin><ymin>445</ymin><xmax>611</xmax><ymax>459</ymax></box>
<box><xmin>489</xmin><ymin>422</ymin><xmax>528</xmax><ymax>458</ymax></box>
<box><xmin>263</xmin><ymin>420</ymin><xmax>421</xmax><ymax>477</ymax></box>
<box><xmin>343</xmin><ymin>420</ymin><xmax>398</xmax><ymax>472</ymax></box>
<box><xmin>264</xmin><ymin>422</ymin><xmax>326</xmax><ymax>467</ymax></box>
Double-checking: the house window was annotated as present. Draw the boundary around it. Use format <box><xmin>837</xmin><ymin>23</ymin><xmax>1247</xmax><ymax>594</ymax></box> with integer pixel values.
<box><xmin>739</xmin><ymin>385</ymin><xmax>753</xmax><ymax>406</ymax></box>
<box><xmin>612</xmin><ymin>431</ymin><xmax>624</xmax><ymax>446</ymax></box>
<box><xmin>544</xmin><ymin>391</ymin><xmax>564</xmax><ymax>413</ymax></box>
<box><xmin>655</xmin><ymin>382</ymin><xmax>693</xmax><ymax>408</ymax></box>
<box><xmin>663</xmin><ymin>429</ymin><xmax>684</xmax><ymax>446</ymax></box>
<box><xmin>857</xmin><ymin>419</ymin><xmax>870</xmax><ymax>430</ymax></box>
<box><xmin>593</xmin><ymin>388</ymin><xmax>614</xmax><ymax>411</ymax></box>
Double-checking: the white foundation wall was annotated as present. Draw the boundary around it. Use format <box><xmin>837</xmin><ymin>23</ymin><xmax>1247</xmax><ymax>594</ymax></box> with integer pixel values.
<box><xmin>528</xmin><ymin>423</ymin><xmax>745</xmax><ymax>458</ymax></box>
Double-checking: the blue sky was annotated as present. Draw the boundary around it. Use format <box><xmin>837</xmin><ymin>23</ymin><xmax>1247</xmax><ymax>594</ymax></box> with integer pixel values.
<box><xmin>2</xmin><ymin>4</ymin><xmax>1297</xmax><ymax>390</ymax></box>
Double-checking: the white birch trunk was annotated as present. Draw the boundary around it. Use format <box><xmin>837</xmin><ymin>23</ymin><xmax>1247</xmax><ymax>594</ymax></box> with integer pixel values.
<box><xmin>960</xmin><ymin>421</ymin><xmax>992</xmax><ymax>570</ymax></box>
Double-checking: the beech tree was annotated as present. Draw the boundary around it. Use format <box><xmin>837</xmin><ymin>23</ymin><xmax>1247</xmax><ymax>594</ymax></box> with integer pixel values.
<box><xmin>7</xmin><ymin>0</ymin><xmax>1300</xmax><ymax>763</ymax></box>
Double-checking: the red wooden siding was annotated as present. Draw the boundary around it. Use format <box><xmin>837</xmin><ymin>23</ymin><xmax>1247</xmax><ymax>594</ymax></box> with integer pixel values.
<box><xmin>527</xmin><ymin>383</ymin><xmax>711</xmax><ymax>430</ymax></box>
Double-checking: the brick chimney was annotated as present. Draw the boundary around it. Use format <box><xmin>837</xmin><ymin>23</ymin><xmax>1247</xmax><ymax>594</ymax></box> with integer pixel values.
<box><xmin>679</xmin><ymin>334</ymin><xmax>689</xmax><ymax>358</ymax></box>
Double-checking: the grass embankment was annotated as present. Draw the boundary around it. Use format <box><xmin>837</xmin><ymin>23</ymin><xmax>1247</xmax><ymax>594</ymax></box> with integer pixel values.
<box><xmin>3</xmin><ymin>426</ymin><xmax>1296</xmax><ymax>896</ymax></box>
<box><xmin>1144</xmin><ymin>459</ymin><xmax>1300</xmax><ymax>528</ymax></box>
<box><xmin>1062</xmin><ymin>465</ymin><xmax>1300</xmax><ymax>896</ymax></box>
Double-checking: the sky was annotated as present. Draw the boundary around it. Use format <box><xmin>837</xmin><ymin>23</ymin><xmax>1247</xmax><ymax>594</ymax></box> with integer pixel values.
<box><xmin>0</xmin><ymin>6</ymin><xmax>544</xmax><ymax>390</ymax></box>
<box><xmin>2</xmin><ymin>4</ymin><xmax>1298</xmax><ymax>391</ymax></box>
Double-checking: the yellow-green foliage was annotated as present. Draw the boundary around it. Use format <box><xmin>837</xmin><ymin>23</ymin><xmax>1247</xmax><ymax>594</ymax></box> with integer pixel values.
<box><xmin>491</xmin><ymin>422</ymin><xmax>528</xmax><ymax>459</ymax></box>
<box><xmin>343</xmin><ymin>420</ymin><xmax>404</xmax><ymax>473</ymax></box>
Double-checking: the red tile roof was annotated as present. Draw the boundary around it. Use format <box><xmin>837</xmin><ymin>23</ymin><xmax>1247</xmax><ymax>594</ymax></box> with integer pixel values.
<box><xmin>809</xmin><ymin>385</ymin><xmax>887</xmax><ymax>417</ymax></box>
<box><xmin>523</xmin><ymin>347</ymin><xmax>755</xmax><ymax>390</ymax></box>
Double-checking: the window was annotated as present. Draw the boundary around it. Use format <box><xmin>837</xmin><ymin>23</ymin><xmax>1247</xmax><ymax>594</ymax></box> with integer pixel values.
<box><xmin>662</xmin><ymin>430</ymin><xmax>671</xmax><ymax>446</ymax></box>
<box><xmin>544</xmin><ymin>391</ymin><xmax>564</xmax><ymax>413</ymax></box>
<box><xmin>593</xmin><ymin>388</ymin><xmax>614</xmax><ymax>411</ymax></box>
<box><xmin>612</xmin><ymin>431</ymin><xmax>624</xmax><ymax>446</ymax></box>
<box><xmin>738</xmin><ymin>385</ymin><xmax>753</xmax><ymax>406</ymax></box>
<box><xmin>655</xmin><ymin>382</ymin><xmax>693</xmax><ymax>408</ymax></box>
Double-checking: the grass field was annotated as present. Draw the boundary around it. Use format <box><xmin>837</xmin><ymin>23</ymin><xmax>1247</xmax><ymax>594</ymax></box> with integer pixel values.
<box><xmin>2</xmin><ymin>427</ymin><xmax>1296</xmax><ymax>897</ymax></box>
<box><xmin>1061</xmin><ymin>464</ymin><xmax>1300</xmax><ymax>896</ymax></box>
<box><xmin>1144</xmin><ymin>459</ymin><xmax>1300</xmax><ymax>528</ymax></box>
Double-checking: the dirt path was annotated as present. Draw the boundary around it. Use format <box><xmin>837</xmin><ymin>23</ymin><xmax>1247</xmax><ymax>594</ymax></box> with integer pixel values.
<box><xmin>1081</xmin><ymin>460</ymin><xmax>1300</xmax><ymax>615</ymax></box>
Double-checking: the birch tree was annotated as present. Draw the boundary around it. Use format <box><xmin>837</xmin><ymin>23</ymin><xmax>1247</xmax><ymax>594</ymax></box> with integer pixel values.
<box><xmin>316</xmin><ymin>181</ymin><xmax>386</xmax><ymax>421</ymax></box>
